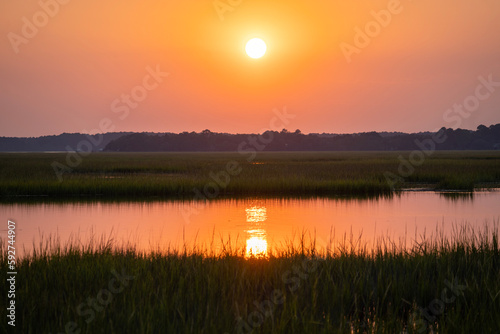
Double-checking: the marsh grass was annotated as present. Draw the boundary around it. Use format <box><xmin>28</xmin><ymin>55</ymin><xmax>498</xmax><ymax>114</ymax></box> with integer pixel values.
<box><xmin>1</xmin><ymin>151</ymin><xmax>499</xmax><ymax>199</ymax></box>
<box><xmin>1</xmin><ymin>223</ymin><xmax>499</xmax><ymax>333</ymax></box>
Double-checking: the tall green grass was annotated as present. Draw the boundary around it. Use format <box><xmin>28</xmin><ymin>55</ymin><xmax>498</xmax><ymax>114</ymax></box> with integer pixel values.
<box><xmin>1</xmin><ymin>223</ymin><xmax>499</xmax><ymax>333</ymax></box>
<box><xmin>1</xmin><ymin>151</ymin><xmax>499</xmax><ymax>199</ymax></box>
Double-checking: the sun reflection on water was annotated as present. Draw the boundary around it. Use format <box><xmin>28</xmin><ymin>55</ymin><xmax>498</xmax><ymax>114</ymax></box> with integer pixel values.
<box><xmin>245</xmin><ymin>206</ymin><xmax>268</xmax><ymax>258</ymax></box>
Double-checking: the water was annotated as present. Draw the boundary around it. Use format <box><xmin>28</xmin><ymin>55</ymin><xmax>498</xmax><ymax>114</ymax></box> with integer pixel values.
<box><xmin>2</xmin><ymin>191</ymin><xmax>499</xmax><ymax>257</ymax></box>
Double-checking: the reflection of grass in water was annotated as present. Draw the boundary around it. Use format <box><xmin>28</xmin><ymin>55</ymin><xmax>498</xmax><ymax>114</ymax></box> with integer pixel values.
<box><xmin>439</xmin><ymin>191</ymin><xmax>475</xmax><ymax>201</ymax></box>
<box><xmin>1</xmin><ymin>223</ymin><xmax>498</xmax><ymax>333</ymax></box>
<box><xmin>0</xmin><ymin>151</ymin><xmax>499</xmax><ymax>199</ymax></box>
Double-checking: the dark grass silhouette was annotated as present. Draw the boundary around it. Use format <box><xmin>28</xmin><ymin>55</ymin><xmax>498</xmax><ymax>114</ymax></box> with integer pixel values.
<box><xmin>1</xmin><ymin>223</ymin><xmax>499</xmax><ymax>333</ymax></box>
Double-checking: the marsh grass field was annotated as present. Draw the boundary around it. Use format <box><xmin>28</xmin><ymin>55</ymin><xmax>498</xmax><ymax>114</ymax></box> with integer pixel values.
<box><xmin>2</xmin><ymin>151</ymin><xmax>500</xmax><ymax>333</ymax></box>
<box><xmin>1</xmin><ymin>151</ymin><xmax>500</xmax><ymax>199</ymax></box>
<box><xmin>1</xmin><ymin>225</ymin><xmax>499</xmax><ymax>333</ymax></box>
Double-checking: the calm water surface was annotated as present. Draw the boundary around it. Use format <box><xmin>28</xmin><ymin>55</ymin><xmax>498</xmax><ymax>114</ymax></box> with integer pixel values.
<box><xmin>2</xmin><ymin>191</ymin><xmax>499</xmax><ymax>257</ymax></box>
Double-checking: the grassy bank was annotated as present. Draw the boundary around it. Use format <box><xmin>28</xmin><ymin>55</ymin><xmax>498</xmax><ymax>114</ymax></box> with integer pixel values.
<box><xmin>1</xmin><ymin>151</ymin><xmax>500</xmax><ymax>199</ymax></box>
<box><xmin>1</xmin><ymin>225</ymin><xmax>499</xmax><ymax>333</ymax></box>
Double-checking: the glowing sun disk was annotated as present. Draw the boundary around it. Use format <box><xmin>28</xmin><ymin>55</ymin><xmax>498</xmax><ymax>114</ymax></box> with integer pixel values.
<box><xmin>245</xmin><ymin>38</ymin><xmax>267</xmax><ymax>59</ymax></box>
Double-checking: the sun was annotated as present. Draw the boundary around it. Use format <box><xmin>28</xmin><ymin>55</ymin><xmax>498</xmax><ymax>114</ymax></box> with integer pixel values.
<box><xmin>245</xmin><ymin>38</ymin><xmax>267</xmax><ymax>59</ymax></box>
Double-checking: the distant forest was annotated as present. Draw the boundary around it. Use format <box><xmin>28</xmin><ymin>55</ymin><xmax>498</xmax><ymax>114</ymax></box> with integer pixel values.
<box><xmin>0</xmin><ymin>132</ymin><xmax>130</xmax><ymax>152</ymax></box>
<box><xmin>1</xmin><ymin>124</ymin><xmax>500</xmax><ymax>152</ymax></box>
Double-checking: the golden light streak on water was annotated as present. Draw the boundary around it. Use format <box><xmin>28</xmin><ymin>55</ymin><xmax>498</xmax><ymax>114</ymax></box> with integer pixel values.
<box><xmin>245</xmin><ymin>206</ymin><xmax>268</xmax><ymax>257</ymax></box>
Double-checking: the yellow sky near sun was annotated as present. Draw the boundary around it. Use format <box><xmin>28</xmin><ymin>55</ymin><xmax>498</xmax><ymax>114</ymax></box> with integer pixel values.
<box><xmin>0</xmin><ymin>0</ymin><xmax>499</xmax><ymax>136</ymax></box>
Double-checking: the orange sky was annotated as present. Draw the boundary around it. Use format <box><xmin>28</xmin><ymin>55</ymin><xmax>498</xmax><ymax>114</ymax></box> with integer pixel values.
<box><xmin>1</xmin><ymin>0</ymin><xmax>499</xmax><ymax>137</ymax></box>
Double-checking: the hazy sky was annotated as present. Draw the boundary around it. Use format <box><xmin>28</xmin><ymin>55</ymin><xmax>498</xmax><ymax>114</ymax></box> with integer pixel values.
<box><xmin>1</xmin><ymin>0</ymin><xmax>499</xmax><ymax>137</ymax></box>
